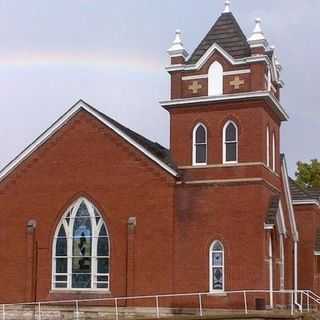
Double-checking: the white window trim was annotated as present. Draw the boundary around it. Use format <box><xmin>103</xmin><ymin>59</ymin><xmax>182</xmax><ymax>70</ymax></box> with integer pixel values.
<box><xmin>223</xmin><ymin>121</ymin><xmax>239</xmax><ymax>164</ymax></box>
<box><xmin>192</xmin><ymin>123</ymin><xmax>208</xmax><ymax>166</ymax></box>
<box><xmin>266</xmin><ymin>126</ymin><xmax>270</xmax><ymax>167</ymax></box>
<box><xmin>272</xmin><ymin>132</ymin><xmax>276</xmax><ymax>171</ymax></box>
<box><xmin>52</xmin><ymin>197</ymin><xmax>110</xmax><ymax>292</ymax></box>
<box><xmin>209</xmin><ymin>241</ymin><xmax>225</xmax><ymax>293</ymax></box>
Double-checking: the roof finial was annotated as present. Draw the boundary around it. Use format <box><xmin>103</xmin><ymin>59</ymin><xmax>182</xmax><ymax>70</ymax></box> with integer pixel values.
<box><xmin>248</xmin><ymin>17</ymin><xmax>268</xmax><ymax>49</ymax></box>
<box><xmin>223</xmin><ymin>0</ymin><xmax>231</xmax><ymax>13</ymax></box>
<box><xmin>173</xmin><ymin>29</ymin><xmax>183</xmax><ymax>47</ymax></box>
<box><xmin>253</xmin><ymin>18</ymin><xmax>263</xmax><ymax>34</ymax></box>
<box><xmin>168</xmin><ymin>29</ymin><xmax>189</xmax><ymax>59</ymax></box>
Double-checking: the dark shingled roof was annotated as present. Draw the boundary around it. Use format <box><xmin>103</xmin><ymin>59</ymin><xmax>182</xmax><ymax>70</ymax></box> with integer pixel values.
<box><xmin>266</xmin><ymin>50</ymin><xmax>274</xmax><ymax>61</ymax></box>
<box><xmin>265</xmin><ymin>195</ymin><xmax>280</xmax><ymax>225</ymax></box>
<box><xmin>289</xmin><ymin>178</ymin><xmax>317</xmax><ymax>201</ymax></box>
<box><xmin>309</xmin><ymin>188</ymin><xmax>320</xmax><ymax>201</ymax></box>
<box><xmin>315</xmin><ymin>228</ymin><xmax>320</xmax><ymax>252</ymax></box>
<box><xmin>187</xmin><ymin>12</ymin><xmax>251</xmax><ymax>65</ymax></box>
<box><xmin>84</xmin><ymin>104</ymin><xmax>178</xmax><ymax>172</ymax></box>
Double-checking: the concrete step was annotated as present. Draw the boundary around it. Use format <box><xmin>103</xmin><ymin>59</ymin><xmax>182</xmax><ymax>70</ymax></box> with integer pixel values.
<box><xmin>0</xmin><ymin>306</ymin><xmax>307</xmax><ymax>320</ymax></box>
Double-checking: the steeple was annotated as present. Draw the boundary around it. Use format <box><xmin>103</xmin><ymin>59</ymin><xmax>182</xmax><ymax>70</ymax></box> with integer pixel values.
<box><xmin>163</xmin><ymin>1</ymin><xmax>286</xmax><ymax>119</ymax></box>
<box><xmin>187</xmin><ymin>7</ymin><xmax>250</xmax><ymax>64</ymax></box>
<box><xmin>162</xmin><ymin>1</ymin><xmax>288</xmax><ymax>172</ymax></box>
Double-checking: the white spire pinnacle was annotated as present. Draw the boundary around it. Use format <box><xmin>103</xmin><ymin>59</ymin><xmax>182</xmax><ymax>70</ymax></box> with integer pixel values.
<box><xmin>248</xmin><ymin>18</ymin><xmax>268</xmax><ymax>49</ymax></box>
<box><xmin>270</xmin><ymin>45</ymin><xmax>282</xmax><ymax>72</ymax></box>
<box><xmin>223</xmin><ymin>0</ymin><xmax>231</xmax><ymax>13</ymax></box>
<box><xmin>168</xmin><ymin>29</ymin><xmax>189</xmax><ymax>58</ymax></box>
<box><xmin>173</xmin><ymin>29</ymin><xmax>183</xmax><ymax>47</ymax></box>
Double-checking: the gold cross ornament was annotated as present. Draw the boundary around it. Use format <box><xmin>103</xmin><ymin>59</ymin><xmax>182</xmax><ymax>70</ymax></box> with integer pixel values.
<box><xmin>188</xmin><ymin>81</ymin><xmax>202</xmax><ymax>94</ymax></box>
<box><xmin>230</xmin><ymin>76</ymin><xmax>245</xmax><ymax>89</ymax></box>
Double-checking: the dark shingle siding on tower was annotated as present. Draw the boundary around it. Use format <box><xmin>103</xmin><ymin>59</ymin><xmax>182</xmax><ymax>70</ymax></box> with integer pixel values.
<box><xmin>315</xmin><ymin>228</ymin><xmax>320</xmax><ymax>252</ymax></box>
<box><xmin>265</xmin><ymin>195</ymin><xmax>280</xmax><ymax>225</ymax></box>
<box><xmin>187</xmin><ymin>12</ymin><xmax>251</xmax><ymax>65</ymax></box>
<box><xmin>309</xmin><ymin>188</ymin><xmax>320</xmax><ymax>201</ymax></box>
<box><xmin>266</xmin><ymin>50</ymin><xmax>274</xmax><ymax>61</ymax></box>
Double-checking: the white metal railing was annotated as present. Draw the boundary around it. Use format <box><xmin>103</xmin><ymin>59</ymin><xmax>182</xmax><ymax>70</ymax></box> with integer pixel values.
<box><xmin>1</xmin><ymin>289</ymin><xmax>319</xmax><ymax>320</ymax></box>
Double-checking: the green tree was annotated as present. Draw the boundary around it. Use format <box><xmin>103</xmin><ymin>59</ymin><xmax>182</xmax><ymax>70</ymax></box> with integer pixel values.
<box><xmin>295</xmin><ymin>159</ymin><xmax>320</xmax><ymax>189</ymax></box>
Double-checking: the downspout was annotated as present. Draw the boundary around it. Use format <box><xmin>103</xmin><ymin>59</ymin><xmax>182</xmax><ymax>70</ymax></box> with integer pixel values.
<box><xmin>294</xmin><ymin>241</ymin><xmax>298</xmax><ymax>303</ymax></box>
<box><xmin>269</xmin><ymin>232</ymin><xmax>274</xmax><ymax>308</ymax></box>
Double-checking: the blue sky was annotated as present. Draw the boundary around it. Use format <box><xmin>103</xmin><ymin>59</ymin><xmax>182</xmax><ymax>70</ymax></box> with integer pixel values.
<box><xmin>0</xmin><ymin>0</ymin><xmax>318</xmax><ymax>175</ymax></box>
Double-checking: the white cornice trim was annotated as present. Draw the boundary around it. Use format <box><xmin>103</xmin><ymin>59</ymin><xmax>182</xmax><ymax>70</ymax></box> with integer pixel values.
<box><xmin>178</xmin><ymin>161</ymin><xmax>279</xmax><ymax>177</ymax></box>
<box><xmin>292</xmin><ymin>200</ymin><xmax>320</xmax><ymax>207</ymax></box>
<box><xmin>160</xmin><ymin>91</ymin><xmax>289</xmax><ymax>121</ymax></box>
<box><xmin>223</xmin><ymin>69</ymin><xmax>251</xmax><ymax>76</ymax></box>
<box><xmin>166</xmin><ymin>43</ymin><xmax>270</xmax><ymax>72</ymax></box>
<box><xmin>178</xmin><ymin>177</ymin><xmax>264</xmax><ymax>185</ymax></box>
<box><xmin>181</xmin><ymin>69</ymin><xmax>251</xmax><ymax>81</ymax></box>
<box><xmin>0</xmin><ymin>100</ymin><xmax>179</xmax><ymax>182</ymax></box>
<box><xmin>179</xmin><ymin>161</ymin><xmax>265</xmax><ymax>169</ymax></box>
<box><xmin>182</xmin><ymin>74</ymin><xmax>208</xmax><ymax>81</ymax></box>
<box><xmin>176</xmin><ymin>177</ymin><xmax>280</xmax><ymax>191</ymax></box>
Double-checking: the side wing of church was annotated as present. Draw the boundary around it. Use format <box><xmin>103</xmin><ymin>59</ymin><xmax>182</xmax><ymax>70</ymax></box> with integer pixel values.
<box><xmin>0</xmin><ymin>0</ymin><xmax>319</xmax><ymax>310</ymax></box>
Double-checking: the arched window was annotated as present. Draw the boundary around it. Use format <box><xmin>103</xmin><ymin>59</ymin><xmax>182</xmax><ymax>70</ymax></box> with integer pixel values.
<box><xmin>208</xmin><ymin>61</ymin><xmax>223</xmax><ymax>96</ymax></box>
<box><xmin>193</xmin><ymin>123</ymin><xmax>207</xmax><ymax>165</ymax></box>
<box><xmin>53</xmin><ymin>198</ymin><xmax>110</xmax><ymax>290</ymax></box>
<box><xmin>223</xmin><ymin>121</ymin><xmax>238</xmax><ymax>163</ymax></box>
<box><xmin>209</xmin><ymin>241</ymin><xmax>224</xmax><ymax>292</ymax></box>
<box><xmin>266</xmin><ymin>126</ymin><xmax>270</xmax><ymax>167</ymax></box>
<box><xmin>272</xmin><ymin>132</ymin><xmax>276</xmax><ymax>171</ymax></box>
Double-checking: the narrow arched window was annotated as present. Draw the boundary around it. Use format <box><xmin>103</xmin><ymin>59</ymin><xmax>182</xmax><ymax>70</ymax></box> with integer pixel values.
<box><xmin>193</xmin><ymin>123</ymin><xmax>207</xmax><ymax>165</ymax></box>
<box><xmin>53</xmin><ymin>198</ymin><xmax>110</xmax><ymax>290</ymax></box>
<box><xmin>272</xmin><ymin>132</ymin><xmax>276</xmax><ymax>171</ymax></box>
<box><xmin>266</xmin><ymin>126</ymin><xmax>270</xmax><ymax>167</ymax></box>
<box><xmin>210</xmin><ymin>241</ymin><xmax>224</xmax><ymax>292</ymax></box>
<box><xmin>208</xmin><ymin>61</ymin><xmax>223</xmax><ymax>96</ymax></box>
<box><xmin>223</xmin><ymin>121</ymin><xmax>238</xmax><ymax>163</ymax></box>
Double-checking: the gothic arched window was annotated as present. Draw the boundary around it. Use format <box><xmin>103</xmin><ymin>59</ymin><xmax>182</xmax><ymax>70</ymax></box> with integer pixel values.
<box><xmin>223</xmin><ymin>121</ymin><xmax>238</xmax><ymax>163</ymax></box>
<box><xmin>53</xmin><ymin>198</ymin><xmax>110</xmax><ymax>290</ymax></box>
<box><xmin>193</xmin><ymin>123</ymin><xmax>207</xmax><ymax>165</ymax></box>
<box><xmin>209</xmin><ymin>241</ymin><xmax>224</xmax><ymax>292</ymax></box>
<box><xmin>208</xmin><ymin>61</ymin><xmax>223</xmax><ymax>96</ymax></box>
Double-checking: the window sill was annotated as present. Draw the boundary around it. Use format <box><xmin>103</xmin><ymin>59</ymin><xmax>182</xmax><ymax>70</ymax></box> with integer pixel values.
<box><xmin>208</xmin><ymin>291</ymin><xmax>227</xmax><ymax>297</ymax></box>
<box><xmin>192</xmin><ymin>163</ymin><xmax>208</xmax><ymax>167</ymax></box>
<box><xmin>50</xmin><ymin>289</ymin><xmax>111</xmax><ymax>295</ymax></box>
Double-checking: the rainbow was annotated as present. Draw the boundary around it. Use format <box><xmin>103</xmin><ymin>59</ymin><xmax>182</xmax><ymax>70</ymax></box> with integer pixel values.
<box><xmin>0</xmin><ymin>50</ymin><xmax>164</xmax><ymax>73</ymax></box>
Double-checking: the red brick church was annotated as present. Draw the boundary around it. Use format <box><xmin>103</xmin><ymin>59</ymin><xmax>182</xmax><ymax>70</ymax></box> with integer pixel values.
<box><xmin>0</xmin><ymin>0</ymin><xmax>320</xmax><ymax>310</ymax></box>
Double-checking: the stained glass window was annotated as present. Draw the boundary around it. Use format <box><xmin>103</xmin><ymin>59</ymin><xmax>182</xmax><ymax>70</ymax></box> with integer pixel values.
<box><xmin>53</xmin><ymin>198</ymin><xmax>110</xmax><ymax>290</ymax></box>
<box><xmin>193</xmin><ymin>124</ymin><xmax>207</xmax><ymax>165</ymax></box>
<box><xmin>224</xmin><ymin>121</ymin><xmax>238</xmax><ymax>163</ymax></box>
<box><xmin>210</xmin><ymin>241</ymin><xmax>224</xmax><ymax>291</ymax></box>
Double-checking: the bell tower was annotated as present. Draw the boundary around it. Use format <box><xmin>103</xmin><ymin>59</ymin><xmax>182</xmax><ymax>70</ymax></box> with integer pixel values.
<box><xmin>161</xmin><ymin>1</ymin><xmax>287</xmax><ymax>184</ymax></box>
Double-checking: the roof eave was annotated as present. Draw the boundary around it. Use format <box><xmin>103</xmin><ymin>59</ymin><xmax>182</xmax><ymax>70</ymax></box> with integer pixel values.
<box><xmin>292</xmin><ymin>200</ymin><xmax>320</xmax><ymax>207</ymax></box>
<box><xmin>0</xmin><ymin>100</ymin><xmax>179</xmax><ymax>183</ymax></box>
